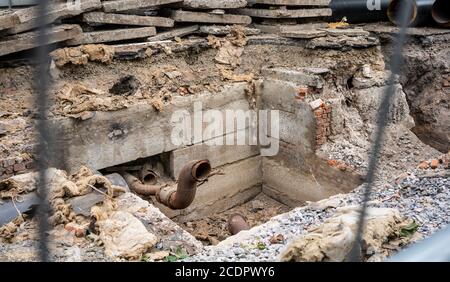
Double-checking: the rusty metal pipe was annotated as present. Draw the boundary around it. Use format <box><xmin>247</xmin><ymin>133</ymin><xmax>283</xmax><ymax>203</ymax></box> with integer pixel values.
<box><xmin>156</xmin><ymin>160</ymin><xmax>211</xmax><ymax>210</ymax></box>
<box><xmin>432</xmin><ymin>0</ymin><xmax>450</xmax><ymax>27</ymax></box>
<box><xmin>227</xmin><ymin>213</ymin><xmax>250</xmax><ymax>235</ymax></box>
<box><xmin>120</xmin><ymin>172</ymin><xmax>161</xmax><ymax>196</ymax></box>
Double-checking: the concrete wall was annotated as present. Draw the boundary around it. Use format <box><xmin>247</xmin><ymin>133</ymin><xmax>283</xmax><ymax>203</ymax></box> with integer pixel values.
<box><xmin>49</xmin><ymin>83</ymin><xmax>250</xmax><ymax>173</ymax></box>
<box><xmin>155</xmin><ymin>156</ymin><xmax>262</xmax><ymax>222</ymax></box>
<box><xmin>260</xmin><ymin>68</ymin><xmax>363</xmax><ymax>207</ymax></box>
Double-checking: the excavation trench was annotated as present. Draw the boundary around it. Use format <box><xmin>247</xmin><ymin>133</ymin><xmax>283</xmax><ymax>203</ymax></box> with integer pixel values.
<box><xmin>95</xmin><ymin>70</ymin><xmax>367</xmax><ymax>246</ymax></box>
<box><xmin>1</xmin><ymin>28</ymin><xmax>446</xmax><ymax>258</ymax></box>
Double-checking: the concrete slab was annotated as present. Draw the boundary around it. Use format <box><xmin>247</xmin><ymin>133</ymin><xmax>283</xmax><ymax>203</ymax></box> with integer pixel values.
<box><xmin>82</xmin><ymin>12</ymin><xmax>174</xmax><ymax>27</ymax></box>
<box><xmin>170</xmin><ymin>10</ymin><xmax>252</xmax><ymax>25</ymax></box>
<box><xmin>181</xmin><ymin>0</ymin><xmax>247</xmax><ymax>9</ymax></box>
<box><xmin>147</xmin><ymin>25</ymin><xmax>199</xmax><ymax>42</ymax></box>
<box><xmin>0</xmin><ymin>10</ymin><xmax>19</xmax><ymax>31</ymax></box>
<box><xmin>233</xmin><ymin>8</ymin><xmax>332</xmax><ymax>18</ymax></box>
<box><xmin>199</xmin><ymin>25</ymin><xmax>261</xmax><ymax>36</ymax></box>
<box><xmin>0</xmin><ymin>24</ymin><xmax>82</xmax><ymax>57</ymax></box>
<box><xmin>102</xmin><ymin>0</ymin><xmax>183</xmax><ymax>13</ymax></box>
<box><xmin>66</xmin><ymin>27</ymin><xmax>157</xmax><ymax>46</ymax></box>
<box><xmin>248</xmin><ymin>0</ymin><xmax>330</xmax><ymax>5</ymax></box>
<box><xmin>7</xmin><ymin>0</ymin><xmax>101</xmax><ymax>34</ymax></box>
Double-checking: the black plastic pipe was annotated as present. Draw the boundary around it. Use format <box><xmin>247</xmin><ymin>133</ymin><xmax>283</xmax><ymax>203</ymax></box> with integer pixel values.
<box><xmin>432</xmin><ymin>0</ymin><xmax>450</xmax><ymax>27</ymax></box>
<box><xmin>330</xmin><ymin>0</ymin><xmax>390</xmax><ymax>23</ymax></box>
<box><xmin>388</xmin><ymin>0</ymin><xmax>436</xmax><ymax>26</ymax></box>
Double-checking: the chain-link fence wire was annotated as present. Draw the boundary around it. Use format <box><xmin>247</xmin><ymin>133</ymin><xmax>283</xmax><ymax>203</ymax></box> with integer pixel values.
<box><xmin>34</xmin><ymin>0</ymin><xmax>53</xmax><ymax>262</ymax></box>
<box><xmin>347</xmin><ymin>0</ymin><xmax>414</xmax><ymax>262</ymax></box>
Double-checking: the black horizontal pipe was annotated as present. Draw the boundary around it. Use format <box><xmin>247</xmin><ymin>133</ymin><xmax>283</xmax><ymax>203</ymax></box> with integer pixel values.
<box><xmin>432</xmin><ymin>0</ymin><xmax>450</xmax><ymax>27</ymax></box>
<box><xmin>388</xmin><ymin>0</ymin><xmax>436</xmax><ymax>27</ymax></box>
<box><xmin>330</xmin><ymin>0</ymin><xmax>390</xmax><ymax>23</ymax></box>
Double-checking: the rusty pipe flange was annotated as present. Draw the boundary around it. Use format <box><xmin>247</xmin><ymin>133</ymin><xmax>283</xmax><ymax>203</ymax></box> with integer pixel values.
<box><xmin>227</xmin><ymin>213</ymin><xmax>250</xmax><ymax>235</ymax></box>
<box><xmin>155</xmin><ymin>185</ymin><xmax>177</xmax><ymax>209</ymax></box>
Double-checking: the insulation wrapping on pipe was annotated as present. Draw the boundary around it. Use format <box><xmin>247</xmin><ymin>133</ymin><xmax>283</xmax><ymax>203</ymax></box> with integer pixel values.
<box><xmin>330</xmin><ymin>0</ymin><xmax>390</xmax><ymax>23</ymax></box>
<box><xmin>388</xmin><ymin>0</ymin><xmax>436</xmax><ymax>27</ymax></box>
<box><xmin>432</xmin><ymin>0</ymin><xmax>450</xmax><ymax>27</ymax></box>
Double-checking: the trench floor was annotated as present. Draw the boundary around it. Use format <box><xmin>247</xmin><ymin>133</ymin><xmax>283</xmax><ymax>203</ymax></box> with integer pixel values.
<box><xmin>178</xmin><ymin>193</ymin><xmax>291</xmax><ymax>246</ymax></box>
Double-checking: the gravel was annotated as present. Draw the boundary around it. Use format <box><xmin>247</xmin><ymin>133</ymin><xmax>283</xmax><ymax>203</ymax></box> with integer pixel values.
<box><xmin>184</xmin><ymin>167</ymin><xmax>450</xmax><ymax>262</ymax></box>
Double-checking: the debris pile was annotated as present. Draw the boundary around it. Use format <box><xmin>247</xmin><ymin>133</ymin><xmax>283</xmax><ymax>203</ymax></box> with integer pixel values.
<box><xmin>0</xmin><ymin>0</ymin><xmax>336</xmax><ymax>58</ymax></box>
<box><xmin>0</xmin><ymin>166</ymin><xmax>202</xmax><ymax>261</ymax></box>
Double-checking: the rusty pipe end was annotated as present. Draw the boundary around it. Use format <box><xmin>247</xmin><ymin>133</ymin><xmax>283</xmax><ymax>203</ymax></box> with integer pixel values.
<box><xmin>191</xmin><ymin>160</ymin><xmax>212</xmax><ymax>182</ymax></box>
<box><xmin>227</xmin><ymin>213</ymin><xmax>250</xmax><ymax>235</ymax></box>
<box><xmin>140</xmin><ymin>169</ymin><xmax>158</xmax><ymax>185</ymax></box>
<box><xmin>156</xmin><ymin>159</ymin><xmax>211</xmax><ymax>210</ymax></box>
<box><xmin>432</xmin><ymin>0</ymin><xmax>450</xmax><ymax>26</ymax></box>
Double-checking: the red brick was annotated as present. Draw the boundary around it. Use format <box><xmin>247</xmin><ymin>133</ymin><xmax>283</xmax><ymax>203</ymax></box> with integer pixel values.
<box><xmin>430</xmin><ymin>159</ymin><xmax>439</xmax><ymax>169</ymax></box>
<box><xmin>418</xmin><ymin>161</ymin><xmax>429</xmax><ymax>169</ymax></box>
<box><xmin>65</xmin><ymin>223</ymin><xmax>87</xmax><ymax>238</ymax></box>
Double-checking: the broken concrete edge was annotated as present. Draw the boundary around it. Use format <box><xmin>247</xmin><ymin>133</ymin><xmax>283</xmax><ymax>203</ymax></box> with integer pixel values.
<box><xmin>7</xmin><ymin>0</ymin><xmax>102</xmax><ymax>35</ymax></box>
<box><xmin>0</xmin><ymin>24</ymin><xmax>82</xmax><ymax>57</ymax></box>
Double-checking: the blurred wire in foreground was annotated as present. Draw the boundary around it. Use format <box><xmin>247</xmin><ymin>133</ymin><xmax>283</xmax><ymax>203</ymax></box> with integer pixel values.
<box><xmin>347</xmin><ymin>2</ymin><xmax>414</xmax><ymax>262</ymax></box>
<box><xmin>34</xmin><ymin>0</ymin><xmax>53</xmax><ymax>262</ymax></box>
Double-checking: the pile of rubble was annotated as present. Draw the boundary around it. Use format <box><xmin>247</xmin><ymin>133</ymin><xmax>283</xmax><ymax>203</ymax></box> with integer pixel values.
<box><xmin>0</xmin><ymin>0</ymin><xmax>335</xmax><ymax>58</ymax></box>
<box><xmin>0</xmin><ymin>166</ymin><xmax>203</xmax><ymax>261</ymax></box>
